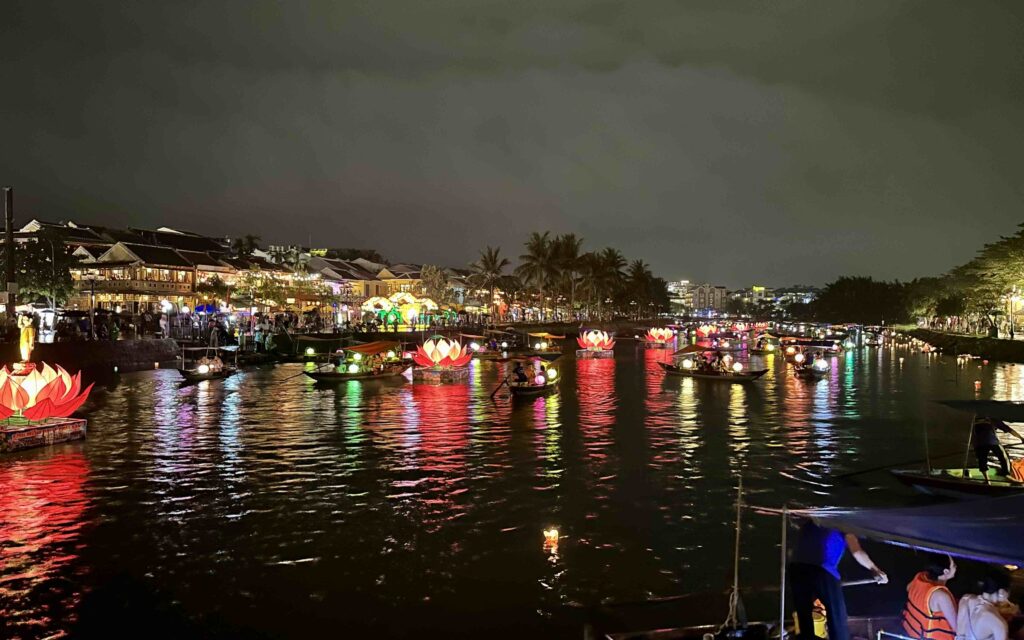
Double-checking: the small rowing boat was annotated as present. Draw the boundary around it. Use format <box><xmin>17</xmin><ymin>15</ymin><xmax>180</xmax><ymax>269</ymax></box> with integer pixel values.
<box><xmin>509</xmin><ymin>379</ymin><xmax>559</xmax><ymax>397</ymax></box>
<box><xmin>179</xmin><ymin>366</ymin><xmax>237</xmax><ymax>383</ymax></box>
<box><xmin>305</xmin><ymin>363</ymin><xmax>411</xmax><ymax>383</ymax></box>
<box><xmin>658</xmin><ymin>362</ymin><xmax>768</xmax><ymax>382</ymax></box>
<box><xmin>178</xmin><ymin>344</ymin><xmax>239</xmax><ymax>383</ymax></box>
<box><xmin>891</xmin><ymin>468</ymin><xmax>1024</xmax><ymax>499</ymax></box>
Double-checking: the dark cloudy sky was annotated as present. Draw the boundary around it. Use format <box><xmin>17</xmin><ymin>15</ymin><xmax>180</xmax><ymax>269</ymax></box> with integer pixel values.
<box><xmin>3</xmin><ymin>1</ymin><xmax>1023</xmax><ymax>287</ymax></box>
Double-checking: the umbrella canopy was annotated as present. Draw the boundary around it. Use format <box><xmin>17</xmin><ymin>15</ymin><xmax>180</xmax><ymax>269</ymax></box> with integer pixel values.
<box><xmin>792</xmin><ymin>494</ymin><xmax>1024</xmax><ymax>566</ymax></box>
<box><xmin>528</xmin><ymin>332</ymin><xmax>565</xmax><ymax>339</ymax></box>
<box><xmin>346</xmin><ymin>341</ymin><xmax>401</xmax><ymax>355</ymax></box>
<box><xmin>672</xmin><ymin>344</ymin><xmax>713</xmax><ymax>355</ymax></box>
<box><xmin>938</xmin><ymin>400</ymin><xmax>1024</xmax><ymax>422</ymax></box>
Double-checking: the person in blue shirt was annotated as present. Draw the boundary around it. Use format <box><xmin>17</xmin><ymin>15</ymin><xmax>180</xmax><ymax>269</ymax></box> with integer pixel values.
<box><xmin>790</xmin><ymin>520</ymin><xmax>888</xmax><ymax>640</ymax></box>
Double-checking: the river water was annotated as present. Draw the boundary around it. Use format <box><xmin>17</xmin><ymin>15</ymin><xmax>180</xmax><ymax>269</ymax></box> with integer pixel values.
<box><xmin>2</xmin><ymin>342</ymin><xmax>1022</xmax><ymax>638</ymax></box>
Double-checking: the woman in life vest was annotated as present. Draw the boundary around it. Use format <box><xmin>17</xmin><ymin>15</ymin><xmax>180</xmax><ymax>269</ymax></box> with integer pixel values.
<box><xmin>903</xmin><ymin>554</ymin><xmax>958</xmax><ymax>640</ymax></box>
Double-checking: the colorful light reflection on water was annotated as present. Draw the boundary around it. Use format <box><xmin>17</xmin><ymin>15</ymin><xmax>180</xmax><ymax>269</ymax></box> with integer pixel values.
<box><xmin>0</xmin><ymin>343</ymin><xmax>1016</xmax><ymax>638</ymax></box>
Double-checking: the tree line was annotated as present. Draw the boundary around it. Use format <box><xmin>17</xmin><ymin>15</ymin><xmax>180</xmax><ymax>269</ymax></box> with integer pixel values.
<box><xmin>466</xmin><ymin>231</ymin><xmax>670</xmax><ymax>322</ymax></box>
<box><xmin>784</xmin><ymin>223</ymin><xmax>1024</xmax><ymax>328</ymax></box>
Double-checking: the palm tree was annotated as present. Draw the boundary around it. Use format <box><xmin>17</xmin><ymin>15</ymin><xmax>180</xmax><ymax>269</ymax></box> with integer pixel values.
<box><xmin>231</xmin><ymin>234</ymin><xmax>261</xmax><ymax>258</ymax></box>
<box><xmin>626</xmin><ymin>259</ymin><xmax>654</xmax><ymax>319</ymax></box>
<box><xmin>515</xmin><ymin>231</ymin><xmax>554</xmax><ymax>320</ymax></box>
<box><xmin>596</xmin><ymin>247</ymin><xmax>627</xmax><ymax>319</ymax></box>
<box><xmin>470</xmin><ymin>246</ymin><xmax>510</xmax><ymax>320</ymax></box>
<box><xmin>553</xmin><ymin>233</ymin><xmax>583</xmax><ymax>320</ymax></box>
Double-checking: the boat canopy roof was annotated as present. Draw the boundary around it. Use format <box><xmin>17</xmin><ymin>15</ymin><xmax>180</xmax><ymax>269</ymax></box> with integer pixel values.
<box><xmin>528</xmin><ymin>332</ymin><xmax>565</xmax><ymax>339</ymax></box>
<box><xmin>938</xmin><ymin>399</ymin><xmax>1024</xmax><ymax>422</ymax></box>
<box><xmin>459</xmin><ymin>333</ymin><xmax>486</xmax><ymax>339</ymax></box>
<box><xmin>673</xmin><ymin>344</ymin><xmax>712</xmax><ymax>355</ymax></box>
<box><xmin>792</xmin><ymin>494</ymin><xmax>1024</xmax><ymax>566</ymax></box>
<box><xmin>345</xmin><ymin>340</ymin><xmax>400</xmax><ymax>355</ymax></box>
<box><xmin>181</xmin><ymin>345</ymin><xmax>238</xmax><ymax>352</ymax></box>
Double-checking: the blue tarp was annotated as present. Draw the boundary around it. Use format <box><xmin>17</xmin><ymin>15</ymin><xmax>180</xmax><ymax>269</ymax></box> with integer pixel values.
<box><xmin>793</xmin><ymin>494</ymin><xmax>1024</xmax><ymax>566</ymax></box>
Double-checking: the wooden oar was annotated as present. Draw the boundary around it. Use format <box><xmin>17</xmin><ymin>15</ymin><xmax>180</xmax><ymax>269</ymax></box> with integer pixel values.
<box><xmin>489</xmin><ymin>377</ymin><xmax>509</xmax><ymax>399</ymax></box>
<box><xmin>831</xmin><ymin>449</ymin><xmax>966</xmax><ymax>480</ymax></box>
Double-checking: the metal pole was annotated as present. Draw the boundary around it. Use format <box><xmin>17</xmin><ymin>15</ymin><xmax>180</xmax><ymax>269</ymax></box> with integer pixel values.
<box><xmin>4</xmin><ymin>187</ymin><xmax>15</xmax><ymax>320</ymax></box>
<box><xmin>779</xmin><ymin>506</ymin><xmax>788</xmax><ymax>640</ymax></box>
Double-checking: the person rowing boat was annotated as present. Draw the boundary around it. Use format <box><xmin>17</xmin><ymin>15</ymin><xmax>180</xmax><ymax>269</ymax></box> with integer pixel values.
<box><xmin>972</xmin><ymin>416</ymin><xmax>1024</xmax><ymax>484</ymax></box>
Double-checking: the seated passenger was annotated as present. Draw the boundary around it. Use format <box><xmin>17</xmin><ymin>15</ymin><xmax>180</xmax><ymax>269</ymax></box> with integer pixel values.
<box><xmin>513</xmin><ymin>363</ymin><xmax>528</xmax><ymax>384</ymax></box>
<box><xmin>958</xmin><ymin>572</ymin><xmax>1012</xmax><ymax>640</ymax></box>
<box><xmin>903</xmin><ymin>554</ymin><xmax>958</xmax><ymax>640</ymax></box>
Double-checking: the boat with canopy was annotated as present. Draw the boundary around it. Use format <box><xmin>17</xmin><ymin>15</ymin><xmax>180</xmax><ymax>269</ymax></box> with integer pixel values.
<box><xmin>178</xmin><ymin>345</ymin><xmax>239</xmax><ymax>382</ymax></box>
<box><xmin>583</xmin><ymin>484</ymin><xmax>1024</xmax><ymax>639</ymax></box>
<box><xmin>304</xmin><ymin>340</ymin><xmax>410</xmax><ymax>382</ymax></box>
<box><xmin>891</xmin><ymin>400</ymin><xmax>1024</xmax><ymax>498</ymax></box>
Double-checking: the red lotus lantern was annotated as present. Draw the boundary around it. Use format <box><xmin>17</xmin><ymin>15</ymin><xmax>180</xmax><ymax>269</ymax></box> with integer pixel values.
<box><xmin>413</xmin><ymin>336</ymin><xmax>473</xmax><ymax>369</ymax></box>
<box><xmin>696</xmin><ymin>324</ymin><xmax>714</xmax><ymax>337</ymax></box>
<box><xmin>0</xmin><ymin>363</ymin><xmax>94</xmax><ymax>422</ymax></box>
<box><xmin>645</xmin><ymin>328</ymin><xmax>674</xmax><ymax>344</ymax></box>
<box><xmin>577</xmin><ymin>330</ymin><xmax>615</xmax><ymax>351</ymax></box>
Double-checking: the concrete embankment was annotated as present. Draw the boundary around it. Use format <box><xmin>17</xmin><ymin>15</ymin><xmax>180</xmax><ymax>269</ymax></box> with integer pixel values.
<box><xmin>1</xmin><ymin>339</ymin><xmax>180</xmax><ymax>376</ymax></box>
<box><xmin>909</xmin><ymin>329</ymin><xmax>1024</xmax><ymax>363</ymax></box>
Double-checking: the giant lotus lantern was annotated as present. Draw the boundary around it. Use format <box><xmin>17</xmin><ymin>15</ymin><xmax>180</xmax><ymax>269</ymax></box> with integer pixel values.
<box><xmin>413</xmin><ymin>336</ymin><xmax>472</xmax><ymax>369</ymax></box>
<box><xmin>0</xmin><ymin>363</ymin><xmax>93</xmax><ymax>423</ymax></box>
<box><xmin>644</xmin><ymin>328</ymin><xmax>674</xmax><ymax>345</ymax></box>
<box><xmin>576</xmin><ymin>330</ymin><xmax>615</xmax><ymax>359</ymax></box>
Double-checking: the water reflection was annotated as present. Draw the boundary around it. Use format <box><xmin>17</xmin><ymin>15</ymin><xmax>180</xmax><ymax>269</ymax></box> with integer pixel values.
<box><xmin>0</xmin><ymin>346</ymin><xmax>1010</xmax><ymax>637</ymax></box>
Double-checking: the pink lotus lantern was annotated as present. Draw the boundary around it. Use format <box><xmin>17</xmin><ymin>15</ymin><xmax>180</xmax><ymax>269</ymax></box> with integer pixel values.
<box><xmin>0</xmin><ymin>363</ymin><xmax>94</xmax><ymax>422</ymax></box>
<box><xmin>696</xmin><ymin>324</ymin><xmax>715</xmax><ymax>337</ymax></box>
<box><xmin>413</xmin><ymin>336</ymin><xmax>473</xmax><ymax>369</ymax></box>
<box><xmin>645</xmin><ymin>328</ymin><xmax>674</xmax><ymax>344</ymax></box>
<box><xmin>577</xmin><ymin>330</ymin><xmax>615</xmax><ymax>351</ymax></box>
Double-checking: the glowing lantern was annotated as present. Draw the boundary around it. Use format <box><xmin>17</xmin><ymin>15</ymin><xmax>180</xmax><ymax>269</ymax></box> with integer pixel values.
<box><xmin>543</xmin><ymin>528</ymin><xmax>559</xmax><ymax>553</ymax></box>
<box><xmin>534</xmin><ymin>342</ymin><xmax>542</xmax><ymax>350</ymax></box>
<box><xmin>535</xmin><ymin>374</ymin><xmax>546</xmax><ymax>385</ymax></box>
<box><xmin>197</xmin><ymin>364</ymin><xmax>210</xmax><ymax>374</ymax></box>
<box><xmin>413</xmin><ymin>336</ymin><xmax>472</xmax><ymax>368</ymax></box>
<box><xmin>470</xmin><ymin>342</ymin><xmax>481</xmax><ymax>351</ymax></box>
<box><xmin>766</xmin><ymin>343</ymin><xmax>775</xmax><ymax>352</ymax></box>
<box><xmin>794</xmin><ymin>353</ymin><xmax>805</xmax><ymax>363</ymax></box>
<box><xmin>0</xmin><ymin>363</ymin><xmax>96</xmax><ymax>422</ymax></box>
<box><xmin>540</xmin><ymin>341</ymin><xmax>548</xmax><ymax>350</ymax></box>
<box><xmin>500</xmin><ymin>341</ymin><xmax>508</xmax><ymax>349</ymax></box>
<box><xmin>681</xmin><ymin>358</ymin><xmax>694</xmax><ymax>369</ymax></box>
<box><xmin>546</xmin><ymin>368</ymin><xmax>558</xmax><ymax>380</ymax></box>
<box><xmin>353</xmin><ymin>353</ymin><xmax>363</xmax><ymax>361</ymax></box>
<box><xmin>696</xmin><ymin>324</ymin><xmax>714</xmax><ymax>337</ymax></box>
<box><xmin>645</xmin><ymin>328</ymin><xmax>674</xmax><ymax>344</ymax></box>
<box><xmin>786</xmin><ymin>346</ymin><xmax>796</xmax><ymax>355</ymax></box>
<box><xmin>577</xmin><ymin>330</ymin><xmax>615</xmax><ymax>351</ymax></box>
<box><xmin>974</xmin><ymin>380</ymin><xmax>982</xmax><ymax>392</ymax></box>
<box><xmin>348</xmin><ymin>364</ymin><xmax>360</xmax><ymax>373</ymax></box>
<box><xmin>812</xmin><ymin>359</ymin><xmax>828</xmax><ymax>371</ymax></box>
<box><xmin>721</xmin><ymin>340</ymin><xmax>731</xmax><ymax>348</ymax></box>
<box><xmin>386</xmin><ymin>350</ymin><xmax>396</xmax><ymax>359</ymax></box>
<box><xmin>732</xmin><ymin>362</ymin><xmax>743</xmax><ymax>372</ymax></box>
<box><xmin>305</xmin><ymin>347</ymin><xmax>315</xmax><ymax>356</ymax></box>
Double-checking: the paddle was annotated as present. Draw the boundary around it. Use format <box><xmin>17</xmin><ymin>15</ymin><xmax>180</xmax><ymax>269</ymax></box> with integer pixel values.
<box><xmin>489</xmin><ymin>377</ymin><xmax>509</xmax><ymax>399</ymax></box>
<box><xmin>831</xmin><ymin>449</ymin><xmax>967</xmax><ymax>480</ymax></box>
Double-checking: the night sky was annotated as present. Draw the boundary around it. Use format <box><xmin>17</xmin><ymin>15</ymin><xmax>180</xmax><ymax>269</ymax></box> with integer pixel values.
<box><xmin>3</xmin><ymin>1</ymin><xmax>1023</xmax><ymax>287</ymax></box>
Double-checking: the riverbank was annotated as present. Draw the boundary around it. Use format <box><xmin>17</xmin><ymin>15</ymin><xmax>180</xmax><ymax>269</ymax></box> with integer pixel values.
<box><xmin>908</xmin><ymin>328</ymin><xmax>1024</xmax><ymax>363</ymax></box>
<box><xmin>0</xmin><ymin>339</ymin><xmax>180</xmax><ymax>375</ymax></box>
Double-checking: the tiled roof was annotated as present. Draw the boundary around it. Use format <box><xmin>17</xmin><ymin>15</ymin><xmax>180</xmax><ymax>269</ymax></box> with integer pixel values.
<box><xmin>119</xmin><ymin>243</ymin><xmax>193</xmax><ymax>268</ymax></box>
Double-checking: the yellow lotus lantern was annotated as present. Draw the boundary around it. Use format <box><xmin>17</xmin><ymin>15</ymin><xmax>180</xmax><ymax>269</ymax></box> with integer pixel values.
<box><xmin>645</xmin><ymin>328</ymin><xmax>674</xmax><ymax>344</ymax></box>
<box><xmin>361</xmin><ymin>296</ymin><xmax>393</xmax><ymax>312</ymax></box>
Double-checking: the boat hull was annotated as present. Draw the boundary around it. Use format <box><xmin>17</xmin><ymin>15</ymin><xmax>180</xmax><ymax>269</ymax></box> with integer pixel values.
<box><xmin>178</xmin><ymin>368</ymin><xmax>237</xmax><ymax>382</ymax></box>
<box><xmin>509</xmin><ymin>382</ymin><xmax>558</xmax><ymax>397</ymax></box>
<box><xmin>658</xmin><ymin>362</ymin><xmax>767</xmax><ymax>382</ymax></box>
<box><xmin>891</xmin><ymin>469</ymin><xmax>1024</xmax><ymax>499</ymax></box>
<box><xmin>305</xmin><ymin>365</ymin><xmax>410</xmax><ymax>382</ymax></box>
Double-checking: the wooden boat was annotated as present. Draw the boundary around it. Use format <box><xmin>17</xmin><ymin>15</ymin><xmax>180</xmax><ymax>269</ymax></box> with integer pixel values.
<box><xmin>658</xmin><ymin>362</ymin><xmax>768</xmax><ymax>382</ymax></box>
<box><xmin>179</xmin><ymin>366</ymin><xmax>237</xmax><ymax>383</ymax></box>
<box><xmin>305</xmin><ymin>363</ymin><xmax>410</xmax><ymax>383</ymax></box>
<box><xmin>179</xmin><ymin>345</ymin><xmax>239</xmax><ymax>382</ymax></box>
<box><xmin>793</xmin><ymin>365</ymin><xmax>829</xmax><ymax>380</ymax></box>
<box><xmin>891</xmin><ymin>468</ymin><xmax>1024</xmax><ymax>499</ymax></box>
<box><xmin>509</xmin><ymin>379</ymin><xmax>559</xmax><ymax>397</ymax></box>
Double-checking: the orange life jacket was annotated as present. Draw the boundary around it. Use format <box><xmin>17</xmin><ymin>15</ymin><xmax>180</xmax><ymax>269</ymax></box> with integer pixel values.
<box><xmin>902</xmin><ymin>572</ymin><xmax>956</xmax><ymax>640</ymax></box>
